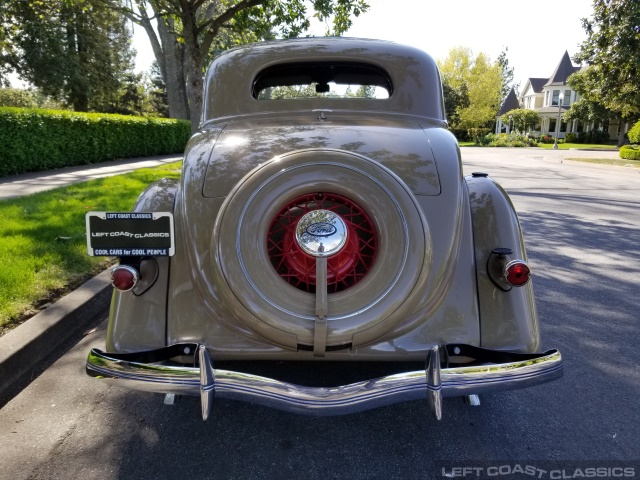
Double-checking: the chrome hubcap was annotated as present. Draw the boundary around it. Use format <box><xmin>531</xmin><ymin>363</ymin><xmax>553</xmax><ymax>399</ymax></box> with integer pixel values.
<box><xmin>295</xmin><ymin>209</ymin><xmax>348</xmax><ymax>257</ymax></box>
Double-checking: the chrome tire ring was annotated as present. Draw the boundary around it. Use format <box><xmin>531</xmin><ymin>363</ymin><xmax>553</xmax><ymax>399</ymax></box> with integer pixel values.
<box><xmin>212</xmin><ymin>149</ymin><xmax>431</xmax><ymax>347</ymax></box>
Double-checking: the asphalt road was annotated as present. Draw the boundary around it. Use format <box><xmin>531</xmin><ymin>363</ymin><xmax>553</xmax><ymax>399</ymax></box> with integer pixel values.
<box><xmin>1</xmin><ymin>148</ymin><xmax>639</xmax><ymax>480</ymax></box>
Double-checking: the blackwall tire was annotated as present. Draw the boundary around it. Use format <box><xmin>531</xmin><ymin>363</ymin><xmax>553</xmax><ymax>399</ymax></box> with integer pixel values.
<box><xmin>212</xmin><ymin>149</ymin><xmax>432</xmax><ymax>347</ymax></box>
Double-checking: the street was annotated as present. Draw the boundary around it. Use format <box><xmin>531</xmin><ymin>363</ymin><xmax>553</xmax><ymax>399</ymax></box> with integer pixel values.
<box><xmin>1</xmin><ymin>148</ymin><xmax>639</xmax><ymax>480</ymax></box>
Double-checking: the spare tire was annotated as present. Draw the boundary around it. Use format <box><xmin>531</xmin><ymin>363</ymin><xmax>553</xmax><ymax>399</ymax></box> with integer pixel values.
<box><xmin>212</xmin><ymin>149</ymin><xmax>432</xmax><ymax>348</ymax></box>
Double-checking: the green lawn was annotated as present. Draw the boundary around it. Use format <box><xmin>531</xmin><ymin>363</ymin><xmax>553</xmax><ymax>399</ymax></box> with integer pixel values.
<box><xmin>564</xmin><ymin>157</ymin><xmax>640</xmax><ymax>167</ymax></box>
<box><xmin>536</xmin><ymin>143</ymin><xmax>618</xmax><ymax>150</ymax></box>
<box><xmin>0</xmin><ymin>161</ymin><xmax>181</xmax><ymax>333</ymax></box>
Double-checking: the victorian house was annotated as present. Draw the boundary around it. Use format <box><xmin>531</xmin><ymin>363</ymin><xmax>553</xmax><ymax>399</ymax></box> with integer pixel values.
<box><xmin>519</xmin><ymin>51</ymin><xmax>580</xmax><ymax>138</ymax></box>
<box><xmin>505</xmin><ymin>51</ymin><xmax>626</xmax><ymax>141</ymax></box>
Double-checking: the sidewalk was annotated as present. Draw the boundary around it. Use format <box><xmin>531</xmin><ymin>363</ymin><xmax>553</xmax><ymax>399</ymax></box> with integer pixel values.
<box><xmin>0</xmin><ymin>154</ymin><xmax>181</xmax><ymax>200</ymax></box>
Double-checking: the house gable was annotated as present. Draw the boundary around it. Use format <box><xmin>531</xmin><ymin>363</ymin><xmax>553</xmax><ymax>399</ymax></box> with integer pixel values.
<box><xmin>498</xmin><ymin>88</ymin><xmax>521</xmax><ymax>116</ymax></box>
<box><xmin>544</xmin><ymin>51</ymin><xmax>580</xmax><ymax>87</ymax></box>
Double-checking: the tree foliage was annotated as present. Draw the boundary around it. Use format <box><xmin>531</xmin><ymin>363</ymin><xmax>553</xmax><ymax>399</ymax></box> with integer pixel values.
<box><xmin>573</xmin><ymin>0</ymin><xmax>640</xmax><ymax>119</ymax></box>
<box><xmin>0</xmin><ymin>4</ymin><xmax>18</xmax><ymax>87</ymax></box>
<box><xmin>0</xmin><ymin>87</ymin><xmax>64</xmax><ymax>109</ymax></box>
<box><xmin>147</xmin><ymin>61</ymin><xmax>169</xmax><ymax>118</ymax></box>
<box><xmin>497</xmin><ymin>48</ymin><xmax>519</xmax><ymax>101</ymax></box>
<box><xmin>563</xmin><ymin>96</ymin><xmax>610</xmax><ymax>125</ymax></box>
<box><xmin>439</xmin><ymin>47</ymin><xmax>503</xmax><ymax>132</ymax></box>
<box><xmin>441</xmin><ymin>77</ymin><xmax>469</xmax><ymax>127</ymax></box>
<box><xmin>5</xmin><ymin>0</ymin><xmax>136</xmax><ymax>112</ymax></box>
<box><xmin>112</xmin><ymin>0</ymin><xmax>369</xmax><ymax>130</ymax></box>
<box><xmin>628</xmin><ymin>120</ymin><xmax>640</xmax><ymax>145</ymax></box>
<box><xmin>501</xmin><ymin>108</ymin><xmax>540</xmax><ymax>133</ymax></box>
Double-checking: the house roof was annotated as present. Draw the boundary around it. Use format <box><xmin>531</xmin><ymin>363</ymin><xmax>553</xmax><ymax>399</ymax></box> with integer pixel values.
<box><xmin>498</xmin><ymin>88</ymin><xmax>520</xmax><ymax>115</ymax></box>
<box><xmin>528</xmin><ymin>78</ymin><xmax>547</xmax><ymax>93</ymax></box>
<box><xmin>544</xmin><ymin>51</ymin><xmax>580</xmax><ymax>86</ymax></box>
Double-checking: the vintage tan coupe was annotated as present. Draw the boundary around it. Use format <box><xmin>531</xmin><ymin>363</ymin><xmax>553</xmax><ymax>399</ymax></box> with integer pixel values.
<box><xmin>86</xmin><ymin>37</ymin><xmax>562</xmax><ymax>420</ymax></box>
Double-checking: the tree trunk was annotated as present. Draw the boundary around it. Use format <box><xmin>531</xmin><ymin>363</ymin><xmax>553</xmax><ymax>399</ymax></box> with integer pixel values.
<box><xmin>183</xmin><ymin>50</ymin><xmax>204</xmax><ymax>132</ymax></box>
<box><xmin>178</xmin><ymin>6</ymin><xmax>204</xmax><ymax>133</ymax></box>
<box><xmin>156</xmin><ymin>16</ymin><xmax>190</xmax><ymax>121</ymax></box>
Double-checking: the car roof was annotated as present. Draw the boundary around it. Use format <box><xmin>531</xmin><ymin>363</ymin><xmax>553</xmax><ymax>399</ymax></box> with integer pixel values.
<box><xmin>202</xmin><ymin>37</ymin><xmax>445</xmax><ymax>125</ymax></box>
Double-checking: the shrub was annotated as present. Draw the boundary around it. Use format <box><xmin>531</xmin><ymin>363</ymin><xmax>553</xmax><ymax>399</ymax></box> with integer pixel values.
<box><xmin>477</xmin><ymin>133</ymin><xmax>537</xmax><ymax>147</ymax></box>
<box><xmin>0</xmin><ymin>88</ymin><xmax>38</xmax><ymax>108</ymax></box>
<box><xmin>468</xmin><ymin>128</ymin><xmax>491</xmax><ymax>144</ymax></box>
<box><xmin>564</xmin><ymin>132</ymin><xmax>577</xmax><ymax>143</ymax></box>
<box><xmin>476</xmin><ymin>133</ymin><xmax>494</xmax><ymax>146</ymax></box>
<box><xmin>450</xmin><ymin>128</ymin><xmax>470</xmax><ymax>142</ymax></box>
<box><xmin>575</xmin><ymin>129</ymin><xmax>611</xmax><ymax>144</ymax></box>
<box><xmin>0</xmin><ymin>107</ymin><xmax>191</xmax><ymax>176</ymax></box>
<box><xmin>0</xmin><ymin>88</ymin><xmax>64</xmax><ymax>110</ymax></box>
<box><xmin>591</xmin><ymin>129</ymin><xmax>611</xmax><ymax>144</ymax></box>
<box><xmin>619</xmin><ymin>145</ymin><xmax>640</xmax><ymax>161</ymax></box>
<box><xmin>628</xmin><ymin>120</ymin><xmax>640</xmax><ymax>144</ymax></box>
<box><xmin>539</xmin><ymin>134</ymin><xmax>555</xmax><ymax>144</ymax></box>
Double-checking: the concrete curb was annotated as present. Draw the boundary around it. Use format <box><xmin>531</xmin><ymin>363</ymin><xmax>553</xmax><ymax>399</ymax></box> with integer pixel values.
<box><xmin>0</xmin><ymin>270</ymin><xmax>112</xmax><ymax>405</ymax></box>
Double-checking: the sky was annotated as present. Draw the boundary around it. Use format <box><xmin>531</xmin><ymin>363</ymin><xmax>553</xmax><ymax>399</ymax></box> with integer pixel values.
<box><xmin>133</xmin><ymin>0</ymin><xmax>595</xmax><ymax>93</ymax></box>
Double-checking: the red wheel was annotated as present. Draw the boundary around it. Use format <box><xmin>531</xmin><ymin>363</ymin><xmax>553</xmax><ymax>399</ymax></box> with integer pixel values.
<box><xmin>267</xmin><ymin>193</ymin><xmax>376</xmax><ymax>293</ymax></box>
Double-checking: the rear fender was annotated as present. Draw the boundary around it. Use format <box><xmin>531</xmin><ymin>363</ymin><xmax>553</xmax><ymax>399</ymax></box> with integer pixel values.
<box><xmin>465</xmin><ymin>175</ymin><xmax>540</xmax><ymax>352</ymax></box>
<box><xmin>106</xmin><ymin>178</ymin><xmax>178</xmax><ymax>352</ymax></box>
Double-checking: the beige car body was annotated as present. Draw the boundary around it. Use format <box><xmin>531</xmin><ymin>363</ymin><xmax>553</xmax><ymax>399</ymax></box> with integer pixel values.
<box><xmin>87</xmin><ymin>38</ymin><xmax>562</xmax><ymax>419</ymax></box>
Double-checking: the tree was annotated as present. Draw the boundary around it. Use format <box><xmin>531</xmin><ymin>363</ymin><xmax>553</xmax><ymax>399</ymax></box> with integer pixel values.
<box><xmin>497</xmin><ymin>48</ymin><xmax>519</xmax><ymax>102</ymax></box>
<box><xmin>441</xmin><ymin>77</ymin><xmax>469</xmax><ymax>127</ymax></box>
<box><xmin>7</xmin><ymin>0</ymin><xmax>136</xmax><ymax>112</ymax></box>
<box><xmin>573</xmin><ymin>0</ymin><xmax>640</xmax><ymax>145</ymax></box>
<box><xmin>501</xmin><ymin>108</ymin><xmax>540</xmax><ymax>133</ymax></box>
<box><xmin>563</xmin><ymin>97</ymin><xmax>610</xmax><ymax>126</ymax></box>
<box><xmin>439</xmin><ymin>48</ymin><xmax>503</xmax><ymax>133</ymax></box>
<box><xmin>111</xmin><ymin>0</ymin><xmax>369</xmax><ymax>130</ymax></box>
<box><xmin>354</xmin><ymin>84</ymin><xmax>376</xmax><ymax>99</ymax></box>
<box><xmin>0</xmin><ymin>4</ymin><xmax>18</xmax><ymax>87</ymax></box>
<box><xmin>147</xmin><ymin>61</ymin><xmax>169</xmax><ymax>117</ymax></box>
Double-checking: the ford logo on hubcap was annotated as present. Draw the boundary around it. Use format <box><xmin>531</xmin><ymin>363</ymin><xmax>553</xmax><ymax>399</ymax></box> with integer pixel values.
<box><xmin>295</xmin><ymin>209</ymin><xmax>348</xmax><ymax>257</ymax></box>
<box><xmin>306</xmin><ymin>222</ymin><xmax>337</xmax><ymax>237</ymax></box>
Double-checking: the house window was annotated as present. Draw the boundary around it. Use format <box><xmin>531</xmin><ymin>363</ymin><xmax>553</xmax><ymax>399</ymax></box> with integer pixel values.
<box><xmin>546</xmin><ymin>91</ymin><xmax>550</xmax><ymax>106</ymax></box>
<box><xmin>564</xmin><ymin>90</ymin><xmax>571</xmax><ymax>105</ymax></box>
<box><xmin>552</xmin><ymin>90</ymin><xmax>560</xmax><ymax>106</ymax></box>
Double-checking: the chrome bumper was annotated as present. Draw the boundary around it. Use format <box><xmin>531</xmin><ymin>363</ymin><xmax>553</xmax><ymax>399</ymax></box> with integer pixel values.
<box><xmin>86</xmin><ymin>344</ymin><xmax>562</xmax><ymax>420</ymax></box>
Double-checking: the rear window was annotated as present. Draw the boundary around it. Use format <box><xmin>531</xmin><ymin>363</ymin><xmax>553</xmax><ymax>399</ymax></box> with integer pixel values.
<box><xmin>252</xmin><ymin>62</ymin><xmax>392</xmax><ymax>100</ymax></box>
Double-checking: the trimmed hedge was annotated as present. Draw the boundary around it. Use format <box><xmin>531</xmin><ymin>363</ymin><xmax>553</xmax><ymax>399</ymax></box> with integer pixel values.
<box><xmin>619</xmin><ymin>145</ymin><xmax>640</xmax><ymax>161</ymax></box>
<box><xmin>0</xmin><ymin>107</ymin><xmax>191</xmax><ymax>176</ymax></box>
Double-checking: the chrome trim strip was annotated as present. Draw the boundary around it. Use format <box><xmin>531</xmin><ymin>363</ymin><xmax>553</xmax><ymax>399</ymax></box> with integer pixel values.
<box><xmin>86</xmin><ymin>348</ymin><xmax>562</xmax><ymax>418</ymax></box>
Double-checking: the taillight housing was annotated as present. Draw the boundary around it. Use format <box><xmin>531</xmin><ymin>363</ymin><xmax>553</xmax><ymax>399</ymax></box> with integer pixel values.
<box><xmin>504</xmin><ymin>260</ymin><xmax>530</xmax><ymax>287</ymax></box>
<box><xmin>111</xmin><ymin>265</ymin><xmax>139</xmax><ymax>292</ymax></box>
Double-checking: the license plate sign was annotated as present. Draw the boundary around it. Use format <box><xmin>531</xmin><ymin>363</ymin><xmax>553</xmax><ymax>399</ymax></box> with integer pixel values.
<box><xmin>86</xmin><ymin>212</ymin><xmax>175</xmax><ymax>256</ymax></box>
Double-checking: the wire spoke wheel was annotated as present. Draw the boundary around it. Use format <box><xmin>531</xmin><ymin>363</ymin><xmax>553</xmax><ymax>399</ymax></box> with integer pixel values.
<box><xmin>267</xmin><ymin>193</ymin><xmax>377</xmax><ymax>293</ymax></box>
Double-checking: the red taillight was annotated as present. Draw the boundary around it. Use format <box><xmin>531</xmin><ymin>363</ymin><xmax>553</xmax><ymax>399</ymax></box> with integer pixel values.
<box><xmin>111</xmin><ymin>265</ymin><xmax>139</xmax><ymax>292</ymax></box>
<box><xmin>504</xmin><ymin>260</ymin><xmax>530</xmax><ymax>286</ymax></box>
